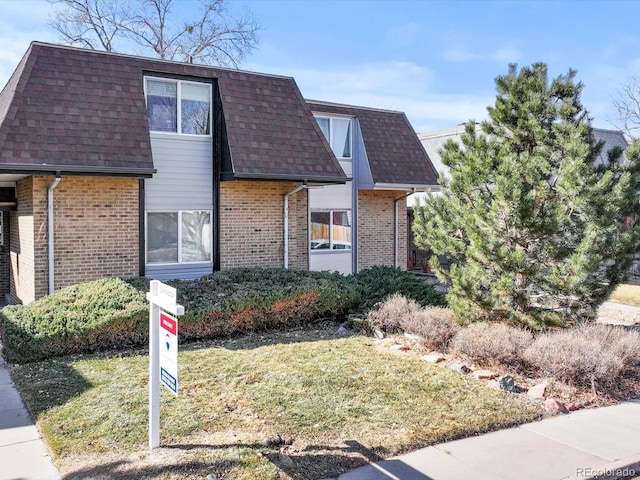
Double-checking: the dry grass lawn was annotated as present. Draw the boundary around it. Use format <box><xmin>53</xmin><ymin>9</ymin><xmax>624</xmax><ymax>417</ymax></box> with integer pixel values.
<box><xmin>11</xmin><ymin>327</ymin><xmax>537</xmax><ymax>479</ymax></box>
<box><xmin>608</xmin><ymin>284</ymin><xmax>640</xmax><ymax>308</ymax></box>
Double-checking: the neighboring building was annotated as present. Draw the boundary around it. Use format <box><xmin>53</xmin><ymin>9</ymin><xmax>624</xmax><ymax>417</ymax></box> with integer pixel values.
<box><xmin>407</xmin><ymin>124</ymin><xmax>633</xmax><ymax>273</ymax></box>
<box><xmin>0</xmin><ymin>42</ymin><xmax>438</xmax><ymax>304</ymax></box>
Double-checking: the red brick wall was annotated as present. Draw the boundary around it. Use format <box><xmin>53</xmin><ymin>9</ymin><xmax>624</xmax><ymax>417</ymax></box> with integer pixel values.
<box><xmin>9</xmin><ymin>175</ymin><xmax>139</xmax><ymax>304</ymax></box>
<box><xmin>357</xmin><ymin>190</ymin><xmax>407</xmax><ymax>271</ymax></box>
<box><xmin>219</xmin><ymin>181</ymin><xmax>308</xmax><ymax>270</ymax></box>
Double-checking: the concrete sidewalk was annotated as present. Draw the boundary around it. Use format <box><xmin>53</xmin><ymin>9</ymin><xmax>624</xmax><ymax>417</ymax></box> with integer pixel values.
<box><xmin>0</xmin><ymin>354</ymin><xmax>60</xmax><ymax>480</ymax></box>
<box><xmin>339</xmin><ymin>400</ymin><xmax>640</xmax><ymax>480</ymax></box>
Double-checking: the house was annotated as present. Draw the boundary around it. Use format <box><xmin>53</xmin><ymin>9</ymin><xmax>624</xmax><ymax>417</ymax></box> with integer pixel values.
<box><xmin>0</xmin><ymin>42</ymin><xmax>438</xmax><ymax>304</ymax></box>
<box><xmin>407</xmin><ymin>124</ymin><xmax>633</xmax><ymax>272</ymax></box>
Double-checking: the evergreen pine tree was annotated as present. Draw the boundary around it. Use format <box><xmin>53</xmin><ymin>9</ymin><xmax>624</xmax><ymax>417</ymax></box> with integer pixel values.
<box><xmin>413</xmin><ymin>63</ymin><xmax>640</xmax><ymax>327</ymax></box>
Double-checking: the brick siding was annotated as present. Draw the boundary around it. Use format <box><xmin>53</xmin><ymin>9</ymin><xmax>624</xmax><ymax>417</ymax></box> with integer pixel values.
<box><xmin>9</xmin><ymin>175</ymin><xmax>139</xmax><ymax>304</ymax></box>
<box><xmin>219</xmin><ymin>181</ymin><xmax>308</xmax><ymax>270</ymax></box>
<box><xmin>357</xmin><ymin>190</ymin><xmax>407</xmax><ymax>271</ymax></box>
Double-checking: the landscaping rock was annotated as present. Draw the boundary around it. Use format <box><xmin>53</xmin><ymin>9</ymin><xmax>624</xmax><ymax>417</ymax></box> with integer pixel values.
<box><xmin>497</xmin><ymin>375</ymin><xmax>516</xmax><ymax>392</ymax></box>
<box><xmin>337</xmin><ymin>324</ymin><xmax>351</xmax><ymax>335</ymax></box>
<box><xmin>389</xmin><ymin>344</ymin><xmax>410</xmax><ymax>351</ymax></box>
<box><xmin>373</xmin><ymin>329</ymin><xmax>385</xmax><ymax>339</ymax></box>
<box><xmin>421</xmin><ymin>353</ymin><xmax>446</xmax><ymax>363</ymax></box>
<box><xmin>545</xmin><ymin>398</ymin><xmax>568</xmax><ymax>413</ymax></box>
<box><xmin>565</xmin><ymin>401</ymin><xmax>584</xmax><ymax>411</ymax></box>
<box><xmin>449</xmin><ymin>361</ymin><xmax>471</xmax><ymax>374</ymax></box>
<box><xmin>527</xmin><ymin>383</ymin><xmax>547</xmax><ymax>399</ymax></box>
<box><xmin>404</xmin><ymin>332</ymin><xmax>422</xmax><ymax>340</ymax></box>
<box><xmin>472</xmin><ymin>369</ymin><xmax>497</xmax><ymax>380</ymax></box>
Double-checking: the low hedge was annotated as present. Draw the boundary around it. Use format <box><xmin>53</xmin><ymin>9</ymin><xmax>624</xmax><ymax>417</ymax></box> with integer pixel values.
<box><xmin>350</xmin><ymin>265</ymin><xmax>447</xmax><ymax>313</ymax></box>
<box><xmin>0</xmin><ymin>278</ymin><xmax>148</xmax><ymax>364</ymax></box>
<box><xmin>1</xmin><ymin>269</ymin><xmax>358</xmax><ymax>363</ymax></box>
<box><xmin>0</xmin><ymin>267</ymin><xmax>445</xmax><ymax>363</ymax></box>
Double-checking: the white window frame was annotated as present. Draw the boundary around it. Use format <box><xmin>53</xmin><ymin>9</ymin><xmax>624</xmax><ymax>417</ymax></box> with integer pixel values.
<box><xmin>144</xmin><ymin>77</ymin><xmax>212</xmax><ymax>137</ymax></box>
<box><xmin>309</xmin><ymin>209</ymin><xmax>352</xmax><ymax>253</ymax></box>
<box><xmin>314</xmin><ymin>115</ymin><xmax>353</xmax><ymax>160</ymax></box>
<box><xmin>145</xmin><ymin>210</ymin><xmax>213</xmax><ymax>265</ymax></box>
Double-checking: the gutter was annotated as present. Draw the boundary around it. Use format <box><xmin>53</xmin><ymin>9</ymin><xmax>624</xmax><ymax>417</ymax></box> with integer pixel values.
<box><xmin>394</xmin><ymin>189</ymin><xmax>416</xmax><ymax>269</ymax></box>
<box><xmin>48</xmin><ymin>172</ymin><xmax>62</xmax><ymax>295</ymax></box>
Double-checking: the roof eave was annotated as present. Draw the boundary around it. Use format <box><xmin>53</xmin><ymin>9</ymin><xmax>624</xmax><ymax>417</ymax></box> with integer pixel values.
<box><xmin>372</xmin><ymin>182</ymin><xmax>441</xmax><ymax>192</ymax></box>
<box><xmin>220</xmin><ymin>171</ymin><xmax>348</xmax><ymax>184</ymax></box>
<box><xmin>0</xmin><ymin>164</ymin><xmax>156</xmax><ymax>178</ymax></box>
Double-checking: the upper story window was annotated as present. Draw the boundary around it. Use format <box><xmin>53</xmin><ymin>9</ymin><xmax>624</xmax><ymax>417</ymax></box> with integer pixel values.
<box><xmin>145</xmin><ymin>78</ymin><xmax>211</xmax><ymax>135</ymax></box>
<box><xmin>315</xmin><ymin>116</ymin><xmax>352</xmax><ymax>159</ymax></box>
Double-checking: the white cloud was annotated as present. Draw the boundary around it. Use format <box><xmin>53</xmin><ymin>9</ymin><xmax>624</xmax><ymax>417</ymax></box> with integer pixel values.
<box><xmin>251</xmin><ymin>60</ymin><xmax>491</xmax><ymax>132</ymax></box>
<box><xmin>442</xmin><ymin>45</ymin><xmax>522</xmax><ymax>64</ymax></box>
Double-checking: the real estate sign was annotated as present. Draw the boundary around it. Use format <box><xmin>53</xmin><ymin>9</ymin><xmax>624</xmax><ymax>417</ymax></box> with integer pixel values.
<box><xmin>147</xmin><ymin>280</ymin><xmax>184</xmax><ymax>449</ymax></box>
<box><xmin>159</xmin><ymin>311</ymin><xmax>178</xmax><ymax>394</ymax></box>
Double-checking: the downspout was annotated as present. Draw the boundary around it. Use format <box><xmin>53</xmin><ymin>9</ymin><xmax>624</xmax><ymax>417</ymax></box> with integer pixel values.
<box><xmin>394</xmin><ymin>189</ymin><xmax>416</xmax><ymax>269</ymax></box>
<box><xmin>284</xmin><ymin>184</ymin><xmax>307</xmax><ymax>269</ymax></box>
<box><xmin>48</xmin><ymin>172</ymin><xmax>62</xmax><ymax>295</ymax></box>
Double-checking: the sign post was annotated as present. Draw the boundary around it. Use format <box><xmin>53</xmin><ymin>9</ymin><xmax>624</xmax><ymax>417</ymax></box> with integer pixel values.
<box><xmin>147</xmin><ymin>280</ymin><xmax>184</xmax><ymax>449</ymax></box>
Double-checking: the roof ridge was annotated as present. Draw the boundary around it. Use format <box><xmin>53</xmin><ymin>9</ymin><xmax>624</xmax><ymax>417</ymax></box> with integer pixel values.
<box><xmin>28</xmin><ymin>41</ymin><xmax>297</xmax><ymax>81</ymax></box>
<box><xmin>306</xmin><ymin>99</ymin><xmax>404</xmax><ymax>115</ymax></box>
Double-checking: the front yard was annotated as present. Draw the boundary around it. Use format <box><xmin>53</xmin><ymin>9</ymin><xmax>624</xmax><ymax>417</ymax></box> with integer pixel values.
<box><xmin>10</xmin><ymin>327</ymin><xmax>537</xmax><ymax>480</ymax></box>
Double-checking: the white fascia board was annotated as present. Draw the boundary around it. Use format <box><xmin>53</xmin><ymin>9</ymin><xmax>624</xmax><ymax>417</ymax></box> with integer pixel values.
<box><xmin>372</xmin><ymin>182</ymin><xmax>441</xmax><ymax>192</ymax></box>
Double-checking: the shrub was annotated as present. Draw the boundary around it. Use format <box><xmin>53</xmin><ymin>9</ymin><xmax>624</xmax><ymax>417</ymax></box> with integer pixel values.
<box><xmin>1</xmin><ymin>269</ymin><xmax>359</xmax><ymax>363</ymax></box>
<box><xmin>451</xmin><ymin>322</ymin><xmax>533</xmax><ymax>367</ymax></box>
<box><xmin>524</xmin><ymin>324</ymin><xmax>640</xmax><ymax>386</ymax></box>
<box><xmin>401</xmin><ymin>307</ymin><xmax>459</xmax><ymax>351</ymax></box>
<box><xmin>366</xmin><ymin>293</ymin><xmax>421</xmax><ymax>334</ymax></box>
<box><xmin>366</xmin><ymin>294</ymin><xmax>458</xmax><ymax>351</ymax></box>
<box><xmin>350</xmin><ymin>266</ymin><xmax>446</xmax><ymax>314</ymax></box>
<box><xmin>0</xmin><ymin>278</ymin><xmax>148</xmax><ymax>364</ymax></box>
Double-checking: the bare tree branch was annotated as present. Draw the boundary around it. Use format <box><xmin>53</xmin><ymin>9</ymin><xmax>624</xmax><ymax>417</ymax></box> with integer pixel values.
<box><xmin>612</xmin><ymin>77</ymin><xmax>640</xmax><ymax>140</ymax></box>
<box><xmin>48</xmin><ymin>0</ymin><xmax>260</xmax><ymax>67</ymax></box>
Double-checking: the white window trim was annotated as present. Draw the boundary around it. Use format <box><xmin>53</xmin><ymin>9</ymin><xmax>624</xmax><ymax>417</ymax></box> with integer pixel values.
<box><xmin>309</xmin><ymin>208</ymin><xmax>353</xmax><ymax>253</ymax></box>
<box><xmin>314</xmin><ymin>115</ymin><xmax>353</xmax><ymax>160</ymax></box>
<box><xmin>145</xmin><ymin>210</ymin><xmax>213</xmax><ymax>266</ymax></box>
<box><xmin>144</xmin><ymin>77</ymin><xmax>213</xmax><ymax>137</ymax></box>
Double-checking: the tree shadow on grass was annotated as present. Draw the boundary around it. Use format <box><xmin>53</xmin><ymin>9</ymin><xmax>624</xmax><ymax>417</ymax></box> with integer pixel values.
<box><xmin>9</xmin><ymin>360</ymin><xmax>93</xmax><ymax>420</ymax></box>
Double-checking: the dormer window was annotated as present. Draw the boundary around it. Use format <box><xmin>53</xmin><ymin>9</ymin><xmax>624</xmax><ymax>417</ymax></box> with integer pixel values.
<box><xmin>145</xmin><ymin>78</ymin><xmax>211</xmax><ymax>135</ymax></box>
<box><xmin>315</xmin><ymin>116</ymin><xmax>352</xmax><ymax>159</ymax></box>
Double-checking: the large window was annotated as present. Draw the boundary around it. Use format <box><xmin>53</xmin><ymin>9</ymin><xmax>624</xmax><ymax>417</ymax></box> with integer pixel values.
<box><xmin>146</xmin><ymin>78</ymin><xmax>211</xmax><ymax>135</ymax></box>
<box><xmin>147</xmin><ymin>211</ymin><xmax>212</xmax><ymax>264</ymax></box>
<box><xmin>310</xmin><ymin>210</ymin><xmax>352</xmax><ymax>251</ymax></box>
<box><xmin>315</xmin><ymin>116</ymin><xmax>352</xmax><ymax>158</ymax></box>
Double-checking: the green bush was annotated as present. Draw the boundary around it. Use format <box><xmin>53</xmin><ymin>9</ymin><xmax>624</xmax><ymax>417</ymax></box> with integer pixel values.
<box><xmin>0</xmin><ymin>278</ymin><xmax>148</xmax><ymax>364</ymax></box>
<box><xmin>350</xmin><ymin>266</ymin><xmax>447</xmax><ymax>313</ymax></box>
<box><xmin>0</xmin><ymin>269</ymin><xmax>359</xmax><ymax>363</ymax></box>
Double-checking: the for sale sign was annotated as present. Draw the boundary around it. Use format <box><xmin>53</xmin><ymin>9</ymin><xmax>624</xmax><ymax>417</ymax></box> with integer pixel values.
<box><xmin>159</xmin><ymin>311</ymin><xmax>178</xmax><ymax>394</ymax></box>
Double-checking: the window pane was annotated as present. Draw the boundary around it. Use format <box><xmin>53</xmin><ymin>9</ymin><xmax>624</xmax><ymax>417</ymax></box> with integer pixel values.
<box><xmin>332</xmin><ymin>211</ymin><xmax>352</xmax><ymax>250</ymax></box>
<box><xmin>182</xmin><ymin>211</ymin><xmax>212</xmax><ymax>262</ymax></box>
<box><xmin>331</xmin><ymin>118</ymin><xmax>351</xmax><ymax>158</ymax></box>
<box><xmin>147</xmin><ymin>213</ymin><xmax>178</xmax><ymax>263</ymax></box>
<box><xmin>147</xmin><ymin>80</ymin><xmax>177</xmax><ymax>132</ymax></box>
<box><xmin>181</xmin><ymin>83</ymin><xmax>211</xmax><ymax>135</ymax></box>
<box><xmin>316</xmin><ymin>117</ymin><xmax>330</xmax><ymax>142</ymax></box>
<box><xmin>310</xmin><ymin>211</ymin><xmax>330</xmax><ymax>250</ymax></box>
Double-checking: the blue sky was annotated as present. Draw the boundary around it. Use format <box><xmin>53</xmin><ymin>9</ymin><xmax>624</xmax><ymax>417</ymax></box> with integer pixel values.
<box><xmin>1</xmin><ymin>0</ymin><xmax>639</xmax><ymax>133</ymax></box>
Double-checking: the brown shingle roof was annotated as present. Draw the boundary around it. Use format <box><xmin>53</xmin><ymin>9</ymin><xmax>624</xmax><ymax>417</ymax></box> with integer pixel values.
<box><xmin>306</xmin><ymin>100</ymin><xmax>438</xmax><ymax>186</ymax></box>
<box><xmin>0</xmin><ymin>42</ymin><xmax>346</xmax><ymax>181</ymax></box>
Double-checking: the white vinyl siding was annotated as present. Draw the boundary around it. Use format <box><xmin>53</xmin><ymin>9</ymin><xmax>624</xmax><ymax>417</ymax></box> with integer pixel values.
<box><xmin>145</xmin><ymin>134</ymin><xmax>213</xmax><ymax>280</ymax></box>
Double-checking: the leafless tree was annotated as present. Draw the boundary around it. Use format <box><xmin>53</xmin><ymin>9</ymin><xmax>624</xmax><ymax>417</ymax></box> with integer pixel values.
<box><xmin>48</xmin><ymin>0</ymin><xmax>260</xmax><ymax>67</ymax></box>
<box><xmin>612</xmin><ymin>77</ymin><xmax>640</xmax><ymax>140</ymax></box>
